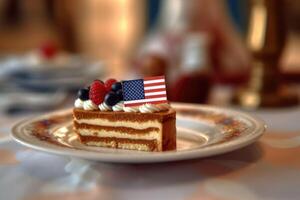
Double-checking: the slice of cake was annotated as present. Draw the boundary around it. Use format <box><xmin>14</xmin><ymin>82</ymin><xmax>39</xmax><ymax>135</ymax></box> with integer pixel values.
<box><xmin>73</xmin><ymin>108</ymin><xmax>176</xmax><ymax>151</ymax></box>
<box><xmin>73</xmin><ymin>76</ymin><xmax>176</xmax><ymax>152</ymax></box>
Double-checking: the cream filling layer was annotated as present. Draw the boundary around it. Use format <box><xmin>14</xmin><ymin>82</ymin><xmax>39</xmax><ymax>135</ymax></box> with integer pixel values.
<box><xmin>86</xmin><ymin>141</ymin><xmax>116</xmax><ymax>148</ymax></box>
<box><xmin>75</xmin><ymin>118</ymin><xmax>161</xmax><ymax>130</ymax></box>
<box><xmin>118</xmin><ymin>143</ymin><xmax>150</xmax><ymax>151</ymax></box>
<box><xmin>78</xmin><ymin>129</ymin><xmax>162</xmax><ymax>142</ymax></box>
<box><xmin>85</xmin><ymin>141</ymin><xmax>150</xmax><ymax>151</ymax></box>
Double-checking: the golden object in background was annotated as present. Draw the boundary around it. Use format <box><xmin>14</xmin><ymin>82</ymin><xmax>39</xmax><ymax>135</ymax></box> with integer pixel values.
<box><xmin>72</xmin><ymin>0</ymin><xmax>145</xmax><ymax>65</ymax></box>
<box><xmin>233</xmin><ymin>0</ymin><xmax>298</xmax><ymax>108</ymax></box>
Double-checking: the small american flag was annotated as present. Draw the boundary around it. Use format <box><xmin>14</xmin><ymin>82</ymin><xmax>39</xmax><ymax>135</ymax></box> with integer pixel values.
<box><xmin>122</xmin><ymin>76</ymin><xmax>168</xmax><ymax>107</ymax></box>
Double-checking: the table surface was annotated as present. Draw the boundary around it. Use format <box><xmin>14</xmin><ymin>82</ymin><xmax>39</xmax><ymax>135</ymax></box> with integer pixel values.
<box><xmin>1</xmin><ymin>87</ymin><xmax>300</xmax><ymax>200</ymax></box>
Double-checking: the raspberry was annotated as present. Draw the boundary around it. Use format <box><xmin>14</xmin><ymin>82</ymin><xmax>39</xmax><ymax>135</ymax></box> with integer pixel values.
<box><xmin>89</xmin><ymin>80</ymin><xmax>107</xmax><ymax>105</ymax></box>
<box><xmin>104</xmin><ymin>78</ymin><xmax>117</xmax><ymax>91</ymax></box>
<box><xmin>40</xmin><ymin>43</ymin><xmax>57</xmax><ymax>59</ymax></box>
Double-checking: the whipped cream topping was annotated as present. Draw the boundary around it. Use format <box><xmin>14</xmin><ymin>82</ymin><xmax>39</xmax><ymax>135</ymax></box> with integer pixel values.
<box><xmin>74</xmin><ymin>98</ymin><xmax>84</xmax><ymax>109</ymax></box>
<box><xmin>112</xmin><ymin>101</ymin><xmax>124</xmax><ymax>111</ymax></box>
<box><xmin>157</xmin><ymin>103</ymin><xmax>171</xmax><ymax>110</ymax></box>
<box><xmin>123</xmin><ymin>106</ymin><xmax>139</xmax><ymax>113</ymax></box>
<box><xmin>99</xmin><ymin>102</ymin><xmax>112</xmax><ymax>111</ymax></box>
<box><xmin>83</xmin><ymin>100</ymin><xmax>98</xmax><ymax>110</ymax></box>
<box><xmin>25</xmin><ymin>51</ymin><xmax>44</xmax><ymax>66</ymax></box>
<box><xmin>75</xmin><ymin>99</ymin><xmax>170</xmax><ymax>113</ymax></box>
<box><xmin>139</xmin><ymin>103</ymin><xmax>170</xmax><ymax>113</ymax></box>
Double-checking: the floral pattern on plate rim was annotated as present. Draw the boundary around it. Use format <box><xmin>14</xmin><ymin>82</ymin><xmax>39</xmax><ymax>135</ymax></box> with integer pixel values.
<box><xmin>23</xmin><ymin>108</ymin><xmax>248</xmax><ymax>149</ymax></box>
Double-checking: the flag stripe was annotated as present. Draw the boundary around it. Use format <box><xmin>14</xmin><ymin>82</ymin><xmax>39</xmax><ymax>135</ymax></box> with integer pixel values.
<box><xmin>125</xmin><ymin>100</ymin><xmax>168</xmax><ymax>107</ymax></box>
<box><xmin>145</xmin><ymin>94</ymin><xmax>167</xmax><ymax>99</ymax></box>
<box><xmin>124</xmin><ymin>97</ymin><xmax>167</xmax><ymax>104</ymax></box>
<box><xmin>144</xmin><ymin>85</ymin><xmax>165</xmax><ymax>90</ymax></box>
<box><xmin>144</xmin><ymin>91</ymin><xmax>166</xmax><ymax>96</ymax></box>
<box><xmin>143</xmin><ymin>79</ymin><xmax>165</xmax><ymax>84</ymax></box>
<box><xmin>144</xmin><ymin>88</ymin><xmax>166</xmax><ymax>93</ymax></box>
<box><xmin>143</xmin><ymin>76</ymin><xmax>165</xmax><ymax>81</ymax></box>
<box><xmin>123</xmin><ymin>102</ymin><xmax>145</xmax><ymax>107</ymax></box>
<box><xmin>143</xmin><ymin>82</ymin><xmax>165</xmax><ymax>87</ymax></box>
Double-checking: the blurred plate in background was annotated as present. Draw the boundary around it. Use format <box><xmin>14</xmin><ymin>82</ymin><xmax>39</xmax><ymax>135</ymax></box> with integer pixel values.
<box><xmin>0</xmin><ymin>55</ymin><xmax>105</xmax><ymax>91</ymax></box>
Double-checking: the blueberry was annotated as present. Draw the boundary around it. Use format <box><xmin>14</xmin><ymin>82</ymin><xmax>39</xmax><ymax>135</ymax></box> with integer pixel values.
<box><xmin>116</xmin><ymin>89</ymin><xmax>123</xmax><ymax>100</ymax></box>
<box><xmin>104</xmin><ymin>92</ymin><xmax>120</xmax><ymax>106</ymax></box>
<box><xmin>111</xmin><ymin>82</ymin><xmax>122</xmax><ymax>92</ymax></box>
<box><xmin>78</xmin><ymin>88</ymin><xmax>89</xmax><ymax>100</ymax></box>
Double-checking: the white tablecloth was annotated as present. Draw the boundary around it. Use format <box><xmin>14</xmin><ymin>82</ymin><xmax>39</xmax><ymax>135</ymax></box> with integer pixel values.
<box><xmin>1</xmin><ymin>100</ymin><xmax>300</xmax><ymax>200</ymax></box>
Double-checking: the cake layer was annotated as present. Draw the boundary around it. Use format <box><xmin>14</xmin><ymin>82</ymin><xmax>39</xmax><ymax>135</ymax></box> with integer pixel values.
<box><xmin>75</xmin><ymin>118</ymin><xmax>161</xmax><ymax>130</ymax></box>
<box><xmin>73</xmin><ymin>108</ymin><xmax>176</xmax><ymax>152</ymax></box>
<box><xmin>74</xmin><ymin>121</ymin><xmax>159</xmax><ymax>134</ymax></box>
<box><xmin>79</xmin><ymin>135</ymin><xmax>157</xmax><ymax>151</ymax></box>
<box><xmin>73</xmin><ymin>108</ymin><xmax>176</xmax><ymax>122</ymax></box>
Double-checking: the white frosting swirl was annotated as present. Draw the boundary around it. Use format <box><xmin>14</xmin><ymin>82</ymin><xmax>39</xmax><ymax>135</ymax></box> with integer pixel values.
<box><xmin>74</xmin><ymin>98</ymin><xmax>84</xmax><ymax>109</ymax></box>
<box><xmin>98</xmin><ymin>102</ymin><xmax>112</xmax><ymax>111</ymax></box>
<box><xmin>83</xmin><ymin>100</ymin><xmax>98</xmax><ymax>110</ymax></box>
<box><xmin>123</xmin><ymin>106</ymin><xmax>139</xmax><ymax>113</ymax></box>
<box><xmin>75</xmin><ymin>97</ymin><xmax>170</xmax><ymax>113</ymax></box>
<box><xmin>139</xmin><ymin>103</ymin><xmax>170</xmax><ymax>113</ymax></box>
<box><xmin>156</xmin><ymin>103</ymin><xmax>171</xmax><ymax>111</ymax></box>
<box><xmin>112</xmin><ymin>101</ymin><xmax>124</xmax><ymax>111</ymax></box>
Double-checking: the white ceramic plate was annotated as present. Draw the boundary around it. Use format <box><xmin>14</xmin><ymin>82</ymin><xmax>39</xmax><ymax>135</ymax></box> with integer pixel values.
<box><xmin>11</xmin><ymin>103</ymin><xmax>266</xmax><ymax>163</ymax></box>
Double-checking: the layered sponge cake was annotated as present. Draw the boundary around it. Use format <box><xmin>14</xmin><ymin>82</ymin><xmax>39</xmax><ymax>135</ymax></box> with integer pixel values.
<box><xmin>73</xmin><ymin>108</ymin><xmax>176</xmax><ymax>151</ymax></box>
<box><xmin>73</xmin><ymin>76</ymin><xmax>176</xmax><ymax>152</ymax></box>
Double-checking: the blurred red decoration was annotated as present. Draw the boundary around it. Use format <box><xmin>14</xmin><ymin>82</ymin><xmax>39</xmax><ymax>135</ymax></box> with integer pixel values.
<box><xmin>170</xmin><ymin>73</ymin><xmax>212</xmax><ymax>103</ymax></box>
<box><xmin>40</xmin><ymin>42</ymin><xmax>58</xmax><ymax>59</ymax></box>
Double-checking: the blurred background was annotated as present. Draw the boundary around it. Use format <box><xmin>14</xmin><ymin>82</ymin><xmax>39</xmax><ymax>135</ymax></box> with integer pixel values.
<box><xmin>0</xmin><ymin>0</ymin><xmax>300</xmax><ymax>116</ymax></box>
